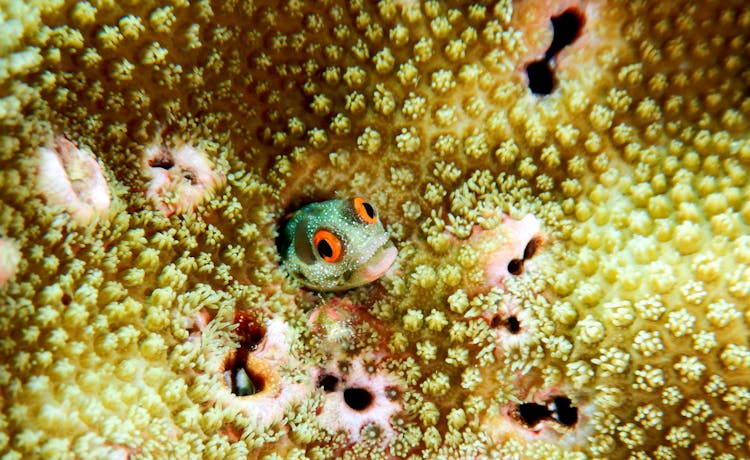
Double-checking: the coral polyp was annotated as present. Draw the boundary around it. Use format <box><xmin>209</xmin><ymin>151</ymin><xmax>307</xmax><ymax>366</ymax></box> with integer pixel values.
<box><xmin>0</xmin><ymin>0</ymin><xmax>749</xmax><ymax>458</ymax></box>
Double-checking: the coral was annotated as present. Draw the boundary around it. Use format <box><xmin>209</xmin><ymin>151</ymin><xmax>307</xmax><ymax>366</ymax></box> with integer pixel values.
<box><xmin>36</xmin><ymin>136</ymin><xmax>111</xmax><ymax>225</ymax></box>
<box><xmin>0</xmin><ymin>0</ymin><xmax>749</xmax><ymax>459</ymax></box>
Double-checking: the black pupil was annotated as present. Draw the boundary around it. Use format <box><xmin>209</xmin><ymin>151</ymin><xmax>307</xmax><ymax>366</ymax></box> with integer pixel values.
<box><xmin>317</xmin><ymin>239</ymin><xmax>333</xmax><ymax>258</ymax></box>
<box><xmin>362</xmin><ymin>202</ymin><xmax>375</xmax><ymax>219</ymax></box>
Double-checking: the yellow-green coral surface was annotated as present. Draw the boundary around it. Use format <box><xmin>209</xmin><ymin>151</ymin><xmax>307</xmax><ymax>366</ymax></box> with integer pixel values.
<box><xmin>1</xmin><ymin>0</ymin><xmax>749</xmax><ymax>458</ymax></box>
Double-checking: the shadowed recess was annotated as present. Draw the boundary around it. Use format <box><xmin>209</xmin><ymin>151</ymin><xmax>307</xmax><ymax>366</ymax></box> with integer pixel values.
<box><xmin>343</xmin><ymin>387</ymin><xmax>374</xmax><ymax>411</ymax></box>
<box><xmin>318</xmin><ymin>374</ymin><xmax>339</xmax><ymax>392</ymax></box>
<box><xmin>527</xmin><ymin>8</ymin><xmax>585</xmax><ymax>95</ymax></box>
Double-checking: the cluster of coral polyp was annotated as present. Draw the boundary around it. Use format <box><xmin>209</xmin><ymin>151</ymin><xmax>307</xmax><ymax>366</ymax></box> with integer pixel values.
<box><xmin>1</xmin><ymin>0</ymin><xmax>749</xmax><ymax>458</ymax></box>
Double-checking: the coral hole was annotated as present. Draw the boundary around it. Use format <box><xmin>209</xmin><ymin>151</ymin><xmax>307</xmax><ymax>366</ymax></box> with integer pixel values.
<box><xmin>526</xmin><ymin>61</ymin><xmax>554</xmax><ymax>95</ymax></box>
<box><xmin>148</xmin><ymin>155</ymin><xmax>174</xmax><ymax>170</ymax></box>
<box><xmin>523</xmin><ymin>236</ymin><xmax>542</xmax><ymax>260</ymax></box>
<box><xmin>547</xmin><ymin>9</ymin><xmax>584</xmax><ymax>57</ymax></box>
<box><xmin>526</xmin><ymin>8</ymin><xmax>585</xmax><ymax>95</ymax></box>
<box><xmin>551</xmin><ymin>396</ymin><xmax>578</xmax><ymax>426</ymax></box>
<box><xmin>506</xmin><ymin>316</ymin><xmax>521</xmax><ymax>334</ymax></box>
<box><xmin>515</xmin><ymin>396</ymin><xmax>579</xmax><ymax>428</ymax></box>
<box><xmin>224</xmin><ymin>352</ymin><xmax>265</xmax><ymax>397</ymax></box>
<box><xmin>234</xmin><ymin>311</ymin><xmax>266</xmax><ymax>350</ymax></box>
<box><xmin>507</xmin><ymin>258</ymin><xmax>524</xmax><ymax>275</ymax></box>
<box><xmin>517</xmin><ymin>402</ymin><xmax>551</xmax><ymax>427</ymax></box>
<box><xmin>61</xmin><ymin>293</ymin><xmax>72</xmax><ymax>306</ymax></box>
<box><xmin>343</xmin><ymin>387</ymin><xmax>374</xmax><ymax>411</ymax></box>
<box><xmin>318</xmin><ymin>374</ymin><xmax>339</xmax><ymax>392</ymax></box>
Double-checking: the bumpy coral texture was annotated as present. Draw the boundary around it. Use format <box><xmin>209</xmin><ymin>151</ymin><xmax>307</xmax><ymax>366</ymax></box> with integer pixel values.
<box><xmin>0</xmin><ymin>0</ymin><xmax>749</xmax><ymax>459</ymax></box>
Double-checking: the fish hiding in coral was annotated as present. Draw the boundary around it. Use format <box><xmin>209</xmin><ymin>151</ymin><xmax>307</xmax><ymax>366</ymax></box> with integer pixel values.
<box><xmin>278</xmin><ymin>197</ymin><xmax>397</xmax><ymax>291</ymax></box>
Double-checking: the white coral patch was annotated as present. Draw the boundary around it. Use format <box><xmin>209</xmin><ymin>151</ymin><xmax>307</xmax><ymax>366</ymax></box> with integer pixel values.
<box><xmin>0</xmin><ymin>238</ymin><xmax>21</xmax><ymax>287</ymax></box>
<box><xmin>37</xmin><ymin>136</ymin><xmax>111</xmax><ymax>225</ymax></box>
<box><xmin>143</xmin><ymin>142</ymin><xmax>225</xmax><ymax>216</ymax></box>
<box><xmin>316</xmin><ymin>358</ymin><xmax>402</xmax><ymax>444</ymax></box>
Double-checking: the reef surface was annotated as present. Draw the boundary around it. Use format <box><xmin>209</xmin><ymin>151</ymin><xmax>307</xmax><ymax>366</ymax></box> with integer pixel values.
<box><xmin>0</xmin><ymin>0</ymin><xmax>749</xmax><ymax>459</ymax></box>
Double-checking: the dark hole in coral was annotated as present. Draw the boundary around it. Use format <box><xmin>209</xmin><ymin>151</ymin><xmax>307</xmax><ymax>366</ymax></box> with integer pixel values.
<box><xmin>523</xmin><ymin>236</ymin><xmax>542</xmax><ymax>260</ymax></box>
<box><xmin>182</xmin><ymin>170</ymin><xmax>198</xmax><ymax>185</ymax></box>
<box><xmin>507</xmin><ymin>258</ymin><xmax>524</xmax><ymax>275</ymax></box>
<box><xmin>234</xmin><ymin>311</ymin><xmax>266</xmax><ymax>350</ymax></box>
<box><xmin>527</xmin><ymin>8</ymin><xmax>584</xmax><ymax>95</ymax></box>
<box><xmin>518</xmin><ymin>402</ymin><xmax>551</xmax><ymax>427</ymax></box>
<box><xmin>526</xmin><ymin>60</ymin><xmax>554</xmax><ymax>95</ymax></box>
<box><xmin>61</xmin><ymin>293</ymin><xmax>72</xmax><ymax>306</ymax></box>
<box><xmin>506</xmin><ymin>316</ymin><xmax>521</xmax><ymax>334</ymax></box>
<box><xmin>148</xmin><ymin>155</ymin><xmax>174</xmax><ymax>170</ymax></box>
<box><xmin>318</xmin><ymin>374</ymin><xmax>339</xmax><ymax>392</ymax></box>
<box><xmin>317</xmin><ymin>239</ymin><xmax>333</xmax><ymax>259</ymax></box>
<box><xmin>490</xmin><ymin>314</ymin><xmax>503</xmax><ymax>328</ymax></box>
<box><xmin>547</xmin><ymin>9</ymin><xmax>584</xmax><ymax>58</ymax></box>
<box><xmin>344</xmin><ymin>387</ymin><xmax>374</xmax><ymax>411</ymax></box>
<box><xmin>552</xmin><ymin>396</ymin><xmax>578</xmax><ymax>426</ymax></box>
<box><xmin>224</xmin><ymin>352</ymin><xmax>265</xmax><ymax>397</ymax></box>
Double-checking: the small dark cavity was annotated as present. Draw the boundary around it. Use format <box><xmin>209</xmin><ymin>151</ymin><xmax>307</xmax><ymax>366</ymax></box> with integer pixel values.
<box><xmin>523</xmin><ymin>236</ymin><xmax>542</xmax><ymax>260</ymax></box>
<box><xmin>552</xmin><ymin>396</ymin><xmax>578</xmax><ymax>426</ymax></box>
<box><xmin>515</xmin><ymin>396</ymin><xmax>579</xmax><ymax>429</ymax></box>
<box><xmin>526</xmin><ymin>8</ymin><xmax>585</xmax><ymax>96</ymax></box>
<box><xmin>234</xmin><ymin>311</ymin><xmax>266</xmax><ymax>350</ymax></box>
<box><xmin>182</xmin><ymin>170</ymin><xmax>197</xmax><ymax>185</ymax></box>
<box><xmin>224</xmin><ymin>354</ymin><xmax>264</xmax><ymax>396</ymax></box>
<box><xmin>518</xmin><ymin>402</ymin><xmax>551</xmax><ymax>427</ymax></box>
<box><xmin>317</xmin><ymin>239</ymin><xmax>333</xmax><ymax>258</ymax></box>
<box><xmin>61</xmin><ymin>293</ymin><xmax>72</xmax><ymax>306</ymax></box>
<box><xmin>506</xmin><ymin>315</ymin><xmax>521</xmax><ymax>334</ymax></box>
<box><xmin>507</xmin><ymin>258</ymin><xmax>524</xmax><ymax>275</ymax></box>
<box><xmin>343</xmin><ymin>387</ymin><xmax>374</xmax><ymax>411</ymax></box>
<box><xmin>148</xmin><ymin>155</ymin><xmax>174</xmax><ymax>170</ymax></box>
<box><xmin>547</xmin><ymin>10</ymin><xmax>584</xmax><ymax>58</ymax></box>
<box><xmin>526</xmin><ymin>60</ymin><xmax>554</xmax><ymax>95</ymax></box>
<box><xmin>490</xmin><ymin>314</ymin><xmax>503</xmax><ymax>329</ymax></box>
<box><xmin>318</xmin><ymin>374</ymin><xmax>339</xmax><ymax>392</ymax></box>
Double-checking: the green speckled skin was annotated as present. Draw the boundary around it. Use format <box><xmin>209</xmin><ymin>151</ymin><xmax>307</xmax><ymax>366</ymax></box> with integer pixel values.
<box><xmin>278</xmin><ymin>198</ymin><xmax>397</xmax><ymax>291</ymax></box>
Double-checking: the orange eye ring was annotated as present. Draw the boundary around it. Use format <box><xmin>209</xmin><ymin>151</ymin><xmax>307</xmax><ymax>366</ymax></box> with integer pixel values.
<box><xmin>313</xmin><ymin>229</ymin><xmax>344</xmax><ymax>263</ymax></box>
<box><xmin>353</xmin><ymin>197</ymin><xmax>377</xmax><ymax>224</ymax></box>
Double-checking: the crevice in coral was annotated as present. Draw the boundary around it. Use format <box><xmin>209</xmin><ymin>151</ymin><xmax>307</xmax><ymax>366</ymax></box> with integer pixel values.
<box><xmin>514</xmin><ymin>395</ymin><xmax>579</xmax><ymax>429</ymax></box>
<box><xmin>343</xmin><ymin>387</ymin><xmax>374</xmax><ymax>411</ymax></box>
<box><xmin>523</xmin><ymin>236</ymin><xmax>542</xmax><ymax>260</ymax></box>
<box><xmin>234</xmin><ymin>310</ymin><xmax>266</xmax><ymax>351</ymax></box>
<box><xmin>506</xmin><ymin>315</ymin><xmax>521</xmax><ymax>334</ymax></box>
<box><xmin>547</xmin><ymin>10</ymin><xmax>584</xmax><ymax>58</ymax></box>
<box><xmin>318</xmin><ymin>374</ymin><xmax>339</xmax><ymax>392</ymax></box>
<box><xmin>224</xmin><ymin>352</ymin><xmax>265</xmax><ymax>397</ymax></box>
<box><xmin>507</xmin><ymin>258</ymin><xmax>524</xmax><ymax>275</ymax></box>
<box><xmin>527</xmin><ymin>8</ymin><xmax>585</xmax><ymax>95</ymax></box>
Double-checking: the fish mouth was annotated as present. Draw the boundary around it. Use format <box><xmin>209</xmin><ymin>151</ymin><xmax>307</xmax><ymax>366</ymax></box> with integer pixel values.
<box><xmin>361</xmin><ymin>243</ymin><xmax>398</xmax><ymax>282</ymax></box>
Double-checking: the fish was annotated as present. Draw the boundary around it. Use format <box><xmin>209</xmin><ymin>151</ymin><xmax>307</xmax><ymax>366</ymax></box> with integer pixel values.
<box><xmin>277</xmin><ymin>197</ymin><xmax>398</xmax><ymax>291</ymax></box>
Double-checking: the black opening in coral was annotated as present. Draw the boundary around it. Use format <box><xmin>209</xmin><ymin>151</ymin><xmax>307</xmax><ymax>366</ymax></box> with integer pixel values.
<box><xmin>526</xmin><ymin>60</ymin><xmax>554</xmax><ymax>95</ymax></box>
<box><xmin>507</xmin><ymin>258</ymin><xmax>524</xmax><ymax>275</ymax></box>
<box><xmin>518</xmin><ymin>402</ymin><xmax>551</xmax><ymax>427</ymax></box>
<box><xmin>547</xmin><ymin>10</ymin><xmax>584</xmax><ymax>58</ymax></box>
<box><xmin>552</xmin><ymin>396</ymin><xmax>578</xmax><ymax>426</ymax></box>
<box><xmin>225</xmin><ymin>353</ymin><xmax>264</xmax><ymax>397</ymax></box>
<box><xmin>318</xmin><ymin>374</ymin><xmax>339</xmax><ymax>392</ymax></box>
<box><xmin>523</xmin><ymin>236</ymin><xmax>541</xmax><ymax>260</ymax></box>
<box><xmin>526</xmin><ymin>8</ymin><xmax>585</xmax><ymax>95</ymax></box>
<box><xmin>506</xmin><ymin>316</ymin><xmax>521</xmax><ymax>334</ymax></box>
<box><xmin>343</xmin><ymin>387</ymin><xmax>374</xmax><ymax>411</ymax></box>
<box><xmin>148</xmin><ymin>156</ymin><xmax>174</xmax><ymax>170</ymax></box>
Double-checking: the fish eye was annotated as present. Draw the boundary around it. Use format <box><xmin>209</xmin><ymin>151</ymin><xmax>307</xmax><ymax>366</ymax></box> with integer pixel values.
<box><xmin>353</xmin><ymin>197</ymin><xmax>377</xmax><ymax>224</ymax></box>
<box><xmin>313</xmin><ymin>229</ymin><xmax>344</xmax><ymax>262</ymax></box>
